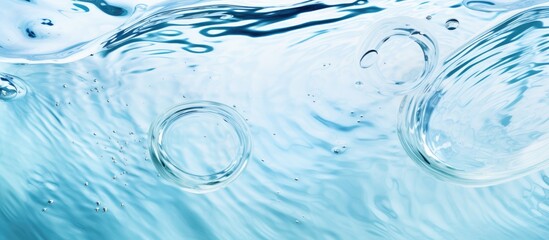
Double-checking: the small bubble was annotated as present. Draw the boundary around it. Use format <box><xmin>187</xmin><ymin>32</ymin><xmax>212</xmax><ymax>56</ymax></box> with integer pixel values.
<box><xmin>359</xmin><ymin>50</ymin><xmax>378</xmax><ymax>68</ymax></box>
<box><xmin>332</xmin><ymin>145</ymin><xmax>347</xmax><ymax>154</ymax></box>
<box><xmin>0</xmin><ymin>74</ymin><xmax>27</xmax><ymax>101</ymax></box>
<box><xmin>445</xmin><ymin>19</ymin><xmax>459</xmax><ymax>30</ymax></box>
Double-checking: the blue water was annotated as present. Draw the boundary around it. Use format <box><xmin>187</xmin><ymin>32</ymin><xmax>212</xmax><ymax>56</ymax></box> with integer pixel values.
<box><xmin>1</xmin><ymin>0</ymin><xmax>548</xmax><ymax>239</ymax></box>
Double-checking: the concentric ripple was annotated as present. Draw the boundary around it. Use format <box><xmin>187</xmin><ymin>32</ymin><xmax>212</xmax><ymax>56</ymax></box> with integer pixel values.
<box><xmin>358</xmin><ymin>17</ymin><xmax>438</xmax><ymax>95</ymax></box>
<box><xmin>398</xmin><ymin>7</ymin><xmax>549</xmax><ymax>186</ymax></box>
<box><xmin>149</xmin><ymin>101</ymin><xmax>252</xmax><ymax>194</ymax></box>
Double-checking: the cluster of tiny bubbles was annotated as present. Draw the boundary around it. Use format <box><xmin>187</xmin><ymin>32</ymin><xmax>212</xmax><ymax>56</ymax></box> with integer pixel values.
<box><xmin>0</xmin><ymin>72</ymin><xmax>27</xmax><ymax>101</ymax></box>
<box><xmin>397</xmin><ymin>7</ymin><xmax>549</xmax><ymax>187</ymax></box>
<box><xmin>462</xmin><ymin>0</ymin><xmax>549</xmax><ymax>12</ymax></box>
<box><xmin>149</xmin><ymin>101</ymin><xmax>252</xmax><ymax>194</ymax></box>
<box><xmin>358</xmin><ymin>17</ymin><xmax>438</xmax><ymax>95</ymax></box>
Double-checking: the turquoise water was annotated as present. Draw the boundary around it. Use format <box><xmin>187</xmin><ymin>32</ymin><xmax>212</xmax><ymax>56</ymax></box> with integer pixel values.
<box><xmin>1</xmin><ymin>0</ymin><xmax>548</xmax><ymax>239</ymax></box>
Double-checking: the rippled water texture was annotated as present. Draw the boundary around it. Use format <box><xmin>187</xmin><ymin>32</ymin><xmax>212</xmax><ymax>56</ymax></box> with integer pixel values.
<box><xmin>399</xmin><ymin>7</ymin><xmax>549</xmax><ymax>186</ymax></box>
<box><xmin>1</xmin><ymin>0</ymin><xmax>548</xmax><ymax>239</ymax></box>
<box><xmin>463</xmin><ymin>0</ymin><xmax>549</xmax><ymax>12</ymax></box>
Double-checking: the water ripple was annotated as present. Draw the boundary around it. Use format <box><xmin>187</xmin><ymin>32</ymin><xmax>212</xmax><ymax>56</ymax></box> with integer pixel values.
<box><xmin>463</xmin><ymin>0</ymin><xmax>549</xmax><ymax>12</ymax></box>
<box><xmin>0</xmin><ymin>1</ymin><xmax>149</xmax><ymax>63</ymax></box>
<box><xmin>399</xmin><ymin>7</ymin><xmax>549</xmax><ymax>186</ymax></box>
<box><xmin>1</xmin><ymin>0</ymin><xmax>549</xmax><ymax>239</ymax></box>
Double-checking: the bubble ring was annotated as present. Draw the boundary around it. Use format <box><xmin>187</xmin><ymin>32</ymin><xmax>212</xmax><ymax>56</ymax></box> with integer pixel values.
<box><xmin>149</xmin><ymin>101</ymin><xmax>252</xmax><ymax>193</ymax></box>
<box><xmin>358</xmin><ymin>17</ymin><xmax>438</xmax><ymax>95</ymax></box>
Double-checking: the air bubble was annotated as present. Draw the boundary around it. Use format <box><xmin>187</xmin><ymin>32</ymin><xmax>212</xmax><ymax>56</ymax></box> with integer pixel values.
<box><xmin>398</xmin><ymin>8</ymin><xmax>549</xmax><ymax>186</ymax></box>
<box><xmin>358</xmin><ymin>17</ymin><xmax>438</xmax><ymax>95</ymax></box>
<box><xmin>359</xmin><ymin>50</ymin><xmax>378</xmax><ymax>68</ymax></box>
<box><xmin>445</xmin><ymin>19</ymin><xmax>459</xmax><ymax>30</ymax></box>
<box><xmin>149</xmin><ymin>101</ymin><xmax>252</xmax><ymax>194</ymax></box>
<box><xmin>332</xmin><ymin>145</ymin><xmax>347</xmax><ymax>154</ymax></box>
<box><xmin>0</xmin><ymin>73</ymin><xmax>27</xmax><ymax>101</ymax></box>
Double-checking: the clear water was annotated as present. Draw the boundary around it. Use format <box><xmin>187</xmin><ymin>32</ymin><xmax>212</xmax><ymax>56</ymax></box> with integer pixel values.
<box><xmin>1</xmin><ymin>0</ymin><xmax>548</xmax><ymax>239</ymax></box>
